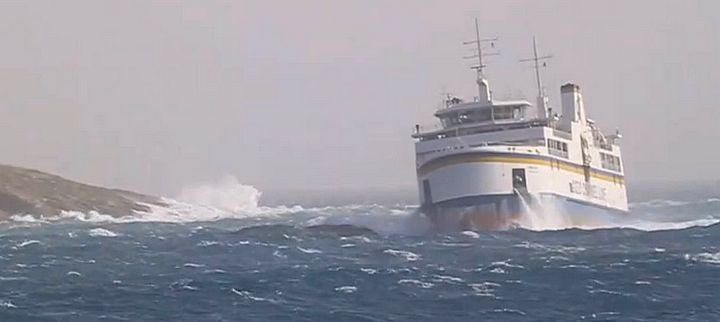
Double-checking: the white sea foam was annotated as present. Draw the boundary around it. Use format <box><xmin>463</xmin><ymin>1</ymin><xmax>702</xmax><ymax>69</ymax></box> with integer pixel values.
<box><xmin>489</xmin><ymin>267</ymin><xmax>506</xmax><ymax>274</ymax></box>
<box><xmin>177</xmin><ymin>176</ymin><xmax>261</xmax><ymax>213</ymax></box>
<box><xmin>6</xmin><ymin>176</ymin><xmax>432</xmax><ymax>236</ymax></box>
<box><xmin>183</xmin><ymin>263</ymin><xmax>206</xmax><ymax>268</ymax></box>
<box><xmin>0</xmin><ymin>300</ymin><xmax>17</xmax><ymax>309</ymax></box>
<box><xmin>432</xmin><ymin>274</ymin><xmax>465</xmax><ymax>283</ymax></box>
<box><xmin>383</xmin><ymin>249</ymin><xmax>421</xmax><ymax>262</ymax></box>
<box><xmin>334</xmin><ymin>286</ymin><xmax>357</xmax><ymax>293</ymax></box>
<box><xmin>272</xmin><ymin>250</ymin><xmax>287</xmax><ymax>259</ymax></box>
<box><xmin>230</xmin><ymin>289</ymin><xmax>277</xmax><ymax>303</ymax></box>
<box><xmin>628</xmin><ymin>198</ymin><xmax>720</xmax><ymax>209</ymax></box>
<box><xmin>170</xmin><ymin>279</ymin><xmax>198</xmax><ymax>291</ymax></box>
<box><xmin>360</xmin><ymin>268</ymin><xmax>377</xmax><ymax>275</ymax></box>
<box><xmin>511</xmin><ymin>193</ymin><xmax>720</xmax><ymax>232</ymax></box>
<box><xmin>15</xmin><ymin>240</ymin><xmax>42</xmax><ymax>248</ymax></box>
<box><xmin>468</xmin><ymin>282</ymin><xmax>500</xmax><ymax>297</ymax></box>
<box><xmin>398</xmin><ymin>279</ymin><xmax>434</xmax><ymax>289</ymax></box>
<box><xmin>461</xmin><ymin>231</ymin><xmax>480</xmax><ymax>238</ymax></box>
<box><xmin>686</xmin><ymin>252</ymin><xmax>720</xmax><ymax>265</ymax></box>
<box><xmin>488</xmin><ymin>308</ymin><xmax>526</xmax><ymax>316</ymax></box>
<box><xmin>296</xmin><ymin>247</ymin><xmax>323</xmax><ymax>254</ymax></box>
<box><xmin>8</xmin><ymin>176</ymin><xmax>300</xmax><ymax>224</ymax></box>
<box><xmin>197</xmin><ymin>240</ymin><xmax>220</xmax><ymax>247</ymax></box>
<box><xmin>614</xmin><ymin>217</ymin><xmax>720</xmax><ymax>232</ymax></box>
<box><xmin>512</xmin><ymin>241</ymin><xmax>585</xmax><ymax>254</ymax></box>
<box><xmin>490</xmin><ymin>260</ymin><xmax>525</xmax><ymax>270</ymax></box>
<box><xmin>88</xmin><ymin>228</ymin><xmax>118</xmax><ymax>237</ymax></box>
<box><xmin>303</xmin><ymin>204</ymin><xmax>430</xmax><ymax>236</ymax></box>
<box><xmin>6</xmin><ymin>176</ymin><xmax>720</xmax><ymax>235</ymax></box>
<box><xmin>9</xmin><ymin>214</ymin><xmax>48</xmax><ymax>223</ymax></box>
<box><xmin>588</xmin><ymin>289</ymin><xmax>630</xmax><ymax>297</ymax></box>
<box><xmin>514</xmin><ymin>193</ymin><xmax>573</xmax><ymax>231</ymax></box>
<box><xmin>630</xmin><ymin>199</ymin><xmax>693</xmax><ymax>208</ymax></box>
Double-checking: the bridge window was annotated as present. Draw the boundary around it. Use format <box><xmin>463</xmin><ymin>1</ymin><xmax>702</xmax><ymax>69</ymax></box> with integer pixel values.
<box><xmin>601</xmin><ymin>153</ymin><xmax>622</xmax><ymax>172</ymax></box>
<box><xmin>547</xmin><ymin>139</ymin><xmax>568</xmax><ymax>158</ymax></box>
<box><xmin>440</xmin><ymin>105</ymin><xmax>526</xmax><ymax>126</ymax></box>
<box><xmin>493</xmin><ymin>106</ymin><xmax>525</xmax><ymax>120</ymax></box>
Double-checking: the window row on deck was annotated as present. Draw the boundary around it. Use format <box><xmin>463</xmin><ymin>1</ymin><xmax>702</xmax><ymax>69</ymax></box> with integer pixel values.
<box><xmin>440</xmin><ymin>106</ymin><xmax>526</xmax><ymax>127</ymax></box>
<box><xmin>547</xmin><ymin>139</ymin><xmax>569</xmax><ymax>158</ymax></box>
<box><xmin>600</xmin><ymin>153</ymin><xmax>622</xmax><ymax>172</ymax></box>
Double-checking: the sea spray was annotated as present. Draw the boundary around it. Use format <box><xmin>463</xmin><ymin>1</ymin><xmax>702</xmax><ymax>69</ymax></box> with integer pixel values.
<box><xmin>177</xmin><ymin>176</ymin><xmax>261</xmax><ymax>213</ymax></box>
<box><xmin>514</xmin><ymin>193</ymin><xmax>573</xmax><ymax>231</ymax></box>
<box><xmin>6</xmin><ymin>176</ymin><xmax>719</xmax><ymax>234</ymax></box>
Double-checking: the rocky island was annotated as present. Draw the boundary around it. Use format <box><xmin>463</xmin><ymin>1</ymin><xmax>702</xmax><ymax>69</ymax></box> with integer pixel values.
<box><xmin>0</xmin><ymin>164</ymin><xmax>164</xmax><ymax>219</ymax></box>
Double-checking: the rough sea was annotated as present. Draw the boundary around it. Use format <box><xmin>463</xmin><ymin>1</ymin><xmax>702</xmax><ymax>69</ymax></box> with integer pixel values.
<box><xmin>1</xmin><ymin>178</ymin><xmax>719</xmax><ymax>321</ymax></box>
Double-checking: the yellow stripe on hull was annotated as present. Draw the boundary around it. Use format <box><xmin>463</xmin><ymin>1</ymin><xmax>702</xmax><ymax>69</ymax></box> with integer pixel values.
<box><xmin>417</xmin><ymin>154</ymin><xmax>625</xmax><ymax>184</ymax></box>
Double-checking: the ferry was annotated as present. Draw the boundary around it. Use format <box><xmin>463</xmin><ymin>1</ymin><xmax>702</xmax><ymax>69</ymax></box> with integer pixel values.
<box><xmin>412</xmin><ymin>21</ymin><xmax>628</xmax><ymax>230</ymax></box>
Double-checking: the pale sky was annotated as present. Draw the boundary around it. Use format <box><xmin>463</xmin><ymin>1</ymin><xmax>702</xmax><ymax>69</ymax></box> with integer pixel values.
<box><xmin>0</xmin><ymin>0</ymin><xmax>718</xmax><ymax>195</ymax></box>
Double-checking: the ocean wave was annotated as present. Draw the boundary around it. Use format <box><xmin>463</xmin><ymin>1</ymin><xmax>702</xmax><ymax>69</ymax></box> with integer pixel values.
<box><xmin>398</xmin><ymin>279</ymin><xmax>434</xmax><ymax>288</ymax></box>
<box><xmin>6</xmin><ymin>176</ymin><xmax>427</xmax><ymax>236</ymax></box>
<box><xmin>334</xmin><ymin>286</ymin><xmax>357</xmax><ymax>293</ymax></box>
<box><xmin>0</xmin><ymin>300</ymin><xmax>17</xmax><ymax>309</ymax></box>
<box><xmin>512</xmin><ymin>241</ymin><xmax>586</xmax><ymax>254</ymax></box>
<box><xmin>15</xmin><ymin>240</ymin><xmax>42</xmax><ymax>248</ymax></box>
<box><xmin>383</xmin><ymin>249</ymin><xmax>421</xmax><ymax>262</ymax></box>
<box><xmin>230</xmin><ymin>289</ymin><xmax>279</xmax><ymax>303</ymax></box>
<box><xmin>5</xmin><ymin>177</ymin><xmax>720</xmax><ymax>236</ymax></box>
<box><xmin>685</xmin><ymin>252</ymin><xmax>720</xmax><ymax>265</ymax></box>
<box><xmin>296</xmin><ymin>247</ymin><xmax>323</xmax><ymax>254</ymax></box>
<box><xmin>607</xmin><ymin>217</ymin><xmax>720</xmax><ymax>232</ymax></box>
<box><xmin>468</xmin><ymin>282</ymin><xmax>500</xmax><ymax>297</ymax></box>
<box><xmin>88</xmin><ymin>228</ymin><xmax>119</xmax><ymax>237</ymax></box>
<box><xmin>431</xmin><ymin>274</ymin><xmax>465</xmax><ymax>283</ymax></box>
<box><xmin>630</xmin><ymin>199</ymin><xmax>695</xmax><ymax>208</ymax></box>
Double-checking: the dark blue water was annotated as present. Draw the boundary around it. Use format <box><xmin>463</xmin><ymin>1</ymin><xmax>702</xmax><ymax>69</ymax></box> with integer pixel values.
<box><xmin>1</xmin><ymin>196</ymin><xmax>719</xmax><ymax>321</ymax></box>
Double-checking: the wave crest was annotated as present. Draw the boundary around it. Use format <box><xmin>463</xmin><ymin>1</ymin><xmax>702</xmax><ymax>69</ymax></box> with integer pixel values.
<box><xmin>6</xmin><ymin>177</ymin><xmax>720</xmax><ymax>235</ymax></box>
<box><xmin>177</xmin><ymin>176</ymin><xmax>261</xmax><ymax>213</ymax></box>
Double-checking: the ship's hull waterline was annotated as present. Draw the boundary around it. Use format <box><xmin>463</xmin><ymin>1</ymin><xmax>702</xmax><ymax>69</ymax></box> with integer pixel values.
<box><xmin>416</xmin><ymin>150</ymin><xmax>629</xmax><ymax>231</ymax></box>
<box><xmin>421</xmin><ymin>193</ymin><xmax>629</xmax><ymax>231</ymax></box>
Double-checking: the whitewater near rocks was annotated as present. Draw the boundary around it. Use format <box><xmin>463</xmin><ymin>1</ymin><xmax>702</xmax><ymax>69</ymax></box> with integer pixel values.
<box><xmin>8</xmin><ymin>175</ymin><xmax>719</xmax><ymax>234</ymax></box>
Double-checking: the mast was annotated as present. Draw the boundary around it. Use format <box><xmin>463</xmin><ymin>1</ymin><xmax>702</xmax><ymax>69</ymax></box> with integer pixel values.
<box><xmin>532</xmin><ymin>37</ymin><xmax>543</xmax><ymax>103</ymax></box>
<box><xmin>473</xmin><ymin>18</ymin><xmax>485</xmax><ymax>82</ymax></box>
<box><xmin>520</xmin><ymin>36</ymin><xmax>552</xmax><ymax>119</ymax></box>
<box><xmin>463</xmin><ymin>19</ymin><xmax>498</xmax><ymax>115</ymax></box>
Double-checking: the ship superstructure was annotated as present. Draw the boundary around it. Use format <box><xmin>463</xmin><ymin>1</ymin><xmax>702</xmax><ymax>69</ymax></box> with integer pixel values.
<box><xmin>413</xmin><ymin>21</ymin><xmax>628</xmax><ymax>230</ymax></box>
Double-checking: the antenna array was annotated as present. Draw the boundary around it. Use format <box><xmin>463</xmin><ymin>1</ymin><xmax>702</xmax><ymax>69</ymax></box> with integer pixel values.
<box><xmin>519</xmin><ymin>36</ymin><xmax>553</xmax><ymax>118</ymax></box>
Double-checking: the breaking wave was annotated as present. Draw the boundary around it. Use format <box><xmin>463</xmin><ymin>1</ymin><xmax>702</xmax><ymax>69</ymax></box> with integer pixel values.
<box><xmin>176</xmin><ymin>176</ymin><xmax>262</xmax><ymax>213</ymax></box>
<box><xmin>6</xmin><ymin>176</ymin><xmax>720</xmax><ymax>234</ymax></box>
<box><xmin>8</xmin><ymin>176</ymin><xmax>431</xmax><ymax>235</ymax></box>
<box><xmin>512</xmin><ymin>194</ymin><xmax>720</xmax><ymax>232</ymax></box>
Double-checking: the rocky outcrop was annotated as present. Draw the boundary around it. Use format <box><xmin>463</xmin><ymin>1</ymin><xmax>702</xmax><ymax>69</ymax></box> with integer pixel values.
<box><xmin>0</xmin><ymin>164</ymin><xmax>165</xmax><ymax>219</ymax></box>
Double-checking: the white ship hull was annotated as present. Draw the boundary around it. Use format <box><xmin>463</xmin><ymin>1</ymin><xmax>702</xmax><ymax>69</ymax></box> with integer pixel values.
<box><xmin>416</xmin><ymin>147</ymin><xmax>628</xmax><ymax>230</ymax></box>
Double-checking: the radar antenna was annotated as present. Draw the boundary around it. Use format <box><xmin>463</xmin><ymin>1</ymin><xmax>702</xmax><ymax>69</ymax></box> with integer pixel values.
<box><xmin>463</xmin><ymin>18</ymin><xmax>499</xmax><ymax>108</ymax></box>
<box><xmin>519</xmin><ymin>36</ymin><xmax>552</xmax><ymax>119</ymax></box>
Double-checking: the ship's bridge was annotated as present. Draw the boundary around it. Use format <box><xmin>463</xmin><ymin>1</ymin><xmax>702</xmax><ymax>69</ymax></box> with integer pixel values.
<box><xmin>413</xmin><ymin>98</ymin><xmax>542</xmax><ymax>141</ymax></box>
<box><xmin>435</xmin><ymin>99</ymin><xmax>533</xmax><ymax>127</ymax></box>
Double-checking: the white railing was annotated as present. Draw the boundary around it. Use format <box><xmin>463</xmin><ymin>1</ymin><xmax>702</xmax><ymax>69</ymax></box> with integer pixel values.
<box><xmin>412</xmin><ymin>123</ymin><xmax>444</xmax><ymax>135</ymax></box>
